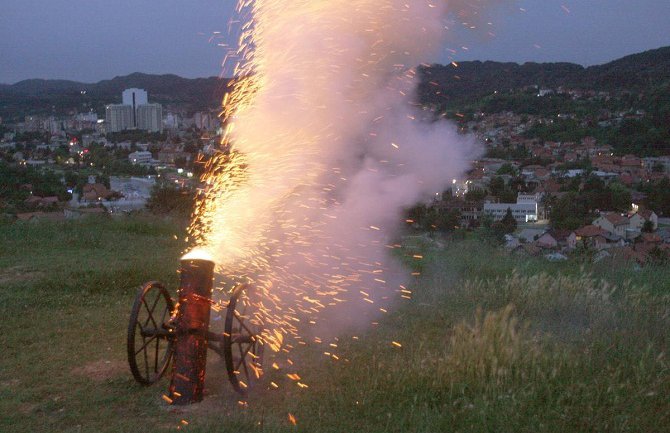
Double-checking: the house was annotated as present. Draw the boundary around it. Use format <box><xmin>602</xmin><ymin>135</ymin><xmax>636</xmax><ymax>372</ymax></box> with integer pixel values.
<box><xmin>602</xmin><ymin>232</ymin><xmax>626</xmax><ymax>248</ymax></box>
<box><xmin>82</xmin><ymin>183</ymin><xmax>112</xmax><ymax>202</ymax></box>
<box><xmin>593</xmin><ymin>212</ymin><xmax>629</xmax><ymax>238</ymax></box>
<box><xmin>575</xmin><ymin>225</ymin><xmax>609</xmax><ymax>250</ymax></box>
<box><xmin>536</xmin><ymin>232</ymin><xmax>558</xmax><ymax>248</ymax></box>
<box><xmin>537</xmin><ymin>229</ymin><xmax>577</xmax><ymax>250</ymax></box>
<box><xmin>629</xmin><ymin>210</ymin><xmax>658</xmax><ymax>231</ymax></box>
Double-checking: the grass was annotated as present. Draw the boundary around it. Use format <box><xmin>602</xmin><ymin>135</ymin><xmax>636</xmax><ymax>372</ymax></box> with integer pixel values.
<box><xmin>0</xmin><ymin>218</ymin><xmax>668</xmax><ymax>432</ymax></box>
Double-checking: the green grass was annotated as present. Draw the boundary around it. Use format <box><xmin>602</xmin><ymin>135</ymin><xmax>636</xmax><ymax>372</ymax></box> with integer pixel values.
<box><xmin>0</xmin><ymin>219</ymin><xmax>668</xmax><ymax>432</ymax></box>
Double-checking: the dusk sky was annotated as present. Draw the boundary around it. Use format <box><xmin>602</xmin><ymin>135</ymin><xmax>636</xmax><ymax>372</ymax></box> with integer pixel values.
<box><xmin>2</xmin><ymin>0</ymin><xmax>670</xmax><ymax>84</ymax></box>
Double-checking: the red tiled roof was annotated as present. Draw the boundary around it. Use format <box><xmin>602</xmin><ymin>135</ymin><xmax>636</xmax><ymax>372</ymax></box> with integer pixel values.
<box><xmin>603</xmin><ymin>212</ymin><xmax>629</xmax><ymax>226</ymax></box>
<box><xmin>548</xmin><ymin>229</ymin><xmax>574</xmax><ymax>242</ymax></box>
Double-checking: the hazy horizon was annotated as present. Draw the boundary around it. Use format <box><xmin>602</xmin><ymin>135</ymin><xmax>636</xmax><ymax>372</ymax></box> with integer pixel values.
<box><xmin>2</xmin><ymin>0</ymin><xmax>670</xmax><ymax>85</ymax></box>
<box><xmin>2</xmin><ymin>42</ymin><xmax>669</xmax><ymax>86</ymax></box>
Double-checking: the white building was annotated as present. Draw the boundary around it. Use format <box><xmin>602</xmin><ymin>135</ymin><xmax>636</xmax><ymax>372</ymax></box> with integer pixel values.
<box><xmin>108</xmin><ymin>89</ymin><xmax>162</xmax><ymax>132</ymax></box>
<box><xmin>136</xmin><ymin>104</ymin><xmax>163</xmax><ymax>132</ymax></box>
<box><xmin>105</xmin><ymin>104</ymin><xmax>133</xmax><ymax>132</ymax></box>
<box><xmin>483</xmin><ymin>202</ymin><xmax>538</xmax><ymax>223</ymax></box>
<box><xmin>483</xmin><ymin>192</ymin><xmax>541</xmax><ymax>223</ymax></box>
<box><xmin>128</xmin><ymin>151</ymin><xmax>153</xmax><ymax>165</ymax></box>
<box><xmin>517</xmin><ymin>192</ymin><xmax>543</xmax><ymax>205</ymax></box>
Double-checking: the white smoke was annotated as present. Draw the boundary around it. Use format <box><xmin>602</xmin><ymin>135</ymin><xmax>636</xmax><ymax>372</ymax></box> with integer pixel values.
<box><xmin>206</xmin><ymin>0</ymin><xmax>485</xmax><ymax>336</ymax></box>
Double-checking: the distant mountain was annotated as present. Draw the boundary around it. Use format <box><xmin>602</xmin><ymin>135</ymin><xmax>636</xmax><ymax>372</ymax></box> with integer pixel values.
<box><xmin>581</xmin><ymin>46</ymin><xmax>670</xmax><ymax>89</ymax></box>
<box><xmin>0</xmin><ymin>73</ymin><xmax>230</xmax><ymax>120</ymax></box>
<box><xmin>4</xmin><ymin>79</ymin><xmax>85</xmax><ymax>96</ymax></box>
<box><xmin>418</xmin><ymin>45</ymin><xmax>670</xmax><ymax>108</ymax></box>
<box><xmin>1</xmin><ymin>45</ymin><xmax>669</xmax><ymax>122</ymax></box>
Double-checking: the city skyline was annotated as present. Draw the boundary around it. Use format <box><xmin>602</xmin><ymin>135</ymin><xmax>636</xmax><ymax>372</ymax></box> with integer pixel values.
<box><xmin>2</xmin><ymin>0</ymin><xmax>670</xmax><ymax>84</ymax></box>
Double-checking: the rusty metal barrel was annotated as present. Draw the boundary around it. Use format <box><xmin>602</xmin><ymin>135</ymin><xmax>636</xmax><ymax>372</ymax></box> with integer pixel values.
<box><xmin>167</xmin><ymin>250</ymin><xmax>215</xmax><ymax>405</ymax></box>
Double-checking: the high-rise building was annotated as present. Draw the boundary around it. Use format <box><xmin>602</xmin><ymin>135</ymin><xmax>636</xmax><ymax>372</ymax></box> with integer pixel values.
<box><xmin>122</xmin><ymin>88</ymin><xmax>148</xmax><ymax>128</ymax></box>
<box><xmin>136</xmin><ymin>104</ymin><xmax>163</xmax><ymax>132</ymax></box>
<box><xmin>105</xmin><ymin>104</ymin><xmax>133</xmax><ymax>132</ymax></box>
<box><xmin>105</xmin><ymin>89</ymin><xmax>162</xmax><ymax>132</ymax></box>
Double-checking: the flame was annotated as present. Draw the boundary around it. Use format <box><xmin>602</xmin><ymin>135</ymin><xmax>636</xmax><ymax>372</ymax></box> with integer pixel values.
<box><xmin>180</xmin><ymin>248</ymin><xmax>215</xmax><ymax>262</ymax></box>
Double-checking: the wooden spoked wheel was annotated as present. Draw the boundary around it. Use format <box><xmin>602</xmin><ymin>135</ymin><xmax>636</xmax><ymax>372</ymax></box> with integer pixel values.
<box><xmin>222</xmin><ymin>284</ymin><xmax>265</xmax><ymax>395</ymax></box>
<box><xmin>127</xmin><ymin>281</ymin><xmax>175</xmax><ymax>385</ymax></box>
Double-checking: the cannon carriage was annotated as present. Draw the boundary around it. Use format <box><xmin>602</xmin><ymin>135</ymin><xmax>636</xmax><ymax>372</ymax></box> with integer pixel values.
<box><xmin>126</xmin><ymin>255</ymin><xmax>265</xmax><ymax>403</ymax></box>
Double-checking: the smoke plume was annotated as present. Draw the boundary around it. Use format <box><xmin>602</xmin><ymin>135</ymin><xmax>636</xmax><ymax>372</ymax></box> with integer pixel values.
<box><xmin>196</xmin><ymin>0</ymin><xmax>489</xmax><ymax>341</ymax></box>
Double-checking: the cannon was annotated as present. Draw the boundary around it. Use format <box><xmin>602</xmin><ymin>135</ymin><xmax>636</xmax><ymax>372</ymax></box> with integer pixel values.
<box><xmin>126</xmin><ymin>253</ymin><xmax>265</xmax><ymax>403</ymax></box>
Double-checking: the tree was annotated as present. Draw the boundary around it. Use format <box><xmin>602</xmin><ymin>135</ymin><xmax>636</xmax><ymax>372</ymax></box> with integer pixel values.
<box><xmin>643</xmin><ymin>177</ymin><xmax>670</xmax><ymax>216</ymax></box>
<box><xmin>435</xmin><ymin>209</ymin><xmax>461</xmax><ymax>232</ymax></box>
<box><xmin>146</xmin><ymin>183</ymin><xmax>194</xmax><ymax>217</ymax></box>
<box><xmin>465</xmin><ymin>188</ymin><xmax>487</xmax><ymax>202</ymax></box>
<box><xmin>648</xmin><ymin>246</ymin><xmax>668</xmax><ymax>265</ymax></box>
<box><xmin>550</xmin><ymin>192</ymin><xmax>591</xmax><ymax>230</ymax></box>
<box><xmin>642</xmin><ymin>220</ymin><xmax>655</xmax><ymax>233</ymax></box>
<box><xmin>608</xmin><ymin>182</ymin><xmax>632</xmax><ymax>212</ymax></box>
<box><xmin>488</xmin><ymin>176</ymin><xmax>506</xmax><ymax>197</ymax></box>
<box><xmin>500</xmin><ymin>208</ymin><xmax>517</xmax><ymax>233</ymax></box>
<box><xmin>496</xmin><ymin>163</ymin><xmax>517</xmax><ymax>176</ymax></box>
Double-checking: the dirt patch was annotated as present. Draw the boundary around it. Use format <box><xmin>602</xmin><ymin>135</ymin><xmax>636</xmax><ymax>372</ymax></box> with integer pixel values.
<box><xmin>17</xmin><ymin>403</ymin><xmax>38</xmax><ymax>415</ymax></box>
<box><xmin>0</xmin><ymin>266</ymin><xmax>44</xmax><ymax>285</ymax></box>
<box><xmin>0</xmin><ymin>378</ymin><xmax>21</xmax><ymax>388</ymax></box>
<box><xmin>72</xmin><ymin>359</ymin><xmax>126</xmax><ymax>382</ymax></box>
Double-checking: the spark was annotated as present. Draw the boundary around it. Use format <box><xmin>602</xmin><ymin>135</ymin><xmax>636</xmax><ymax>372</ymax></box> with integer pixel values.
<box><xmin>185</xmin><ymin>0</ymin><xmax>478</xmax><ymax>390</ymax></box>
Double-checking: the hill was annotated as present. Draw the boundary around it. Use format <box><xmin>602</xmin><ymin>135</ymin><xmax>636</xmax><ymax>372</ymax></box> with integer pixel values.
<box><xmin>418</xmin><ymin>45</ymin><xmax>670</xmax><ymax>108</ymax></box>
<box><xmin>0</xmin><ymin>73</ymin><xmax>230</xmax><ymax>120</ymax></box>
<box><xmin>1</xmin><ymin>45</ymin><xmax>669</xmax><ymax>121</ymax></box>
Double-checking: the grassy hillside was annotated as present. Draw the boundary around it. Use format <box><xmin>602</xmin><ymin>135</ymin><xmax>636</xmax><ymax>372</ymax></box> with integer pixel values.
<box><xmin>0</xmin><ymin>217</ymin><xmax>668</xmax><ymax>432</ymax></box>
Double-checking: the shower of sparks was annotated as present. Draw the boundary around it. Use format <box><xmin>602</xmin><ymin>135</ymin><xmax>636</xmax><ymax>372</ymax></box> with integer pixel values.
<box><xmin>186</xmin><ymin>0</ymin><xmax>489</xmax><ymax>387</ymax></box>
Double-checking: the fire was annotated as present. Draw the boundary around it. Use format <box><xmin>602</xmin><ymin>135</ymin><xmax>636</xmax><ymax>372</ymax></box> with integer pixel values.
<box><xmin>180</xmin><ymin>248</ymin><xmax>215</xmax><ymax>262</ymax></box>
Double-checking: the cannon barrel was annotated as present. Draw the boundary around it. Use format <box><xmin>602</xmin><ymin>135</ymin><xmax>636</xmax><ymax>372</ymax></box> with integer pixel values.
<box><xmin>167</xmin><ymin>252</ymin><xmax>215</xmax><ymax>405</ymax></box>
